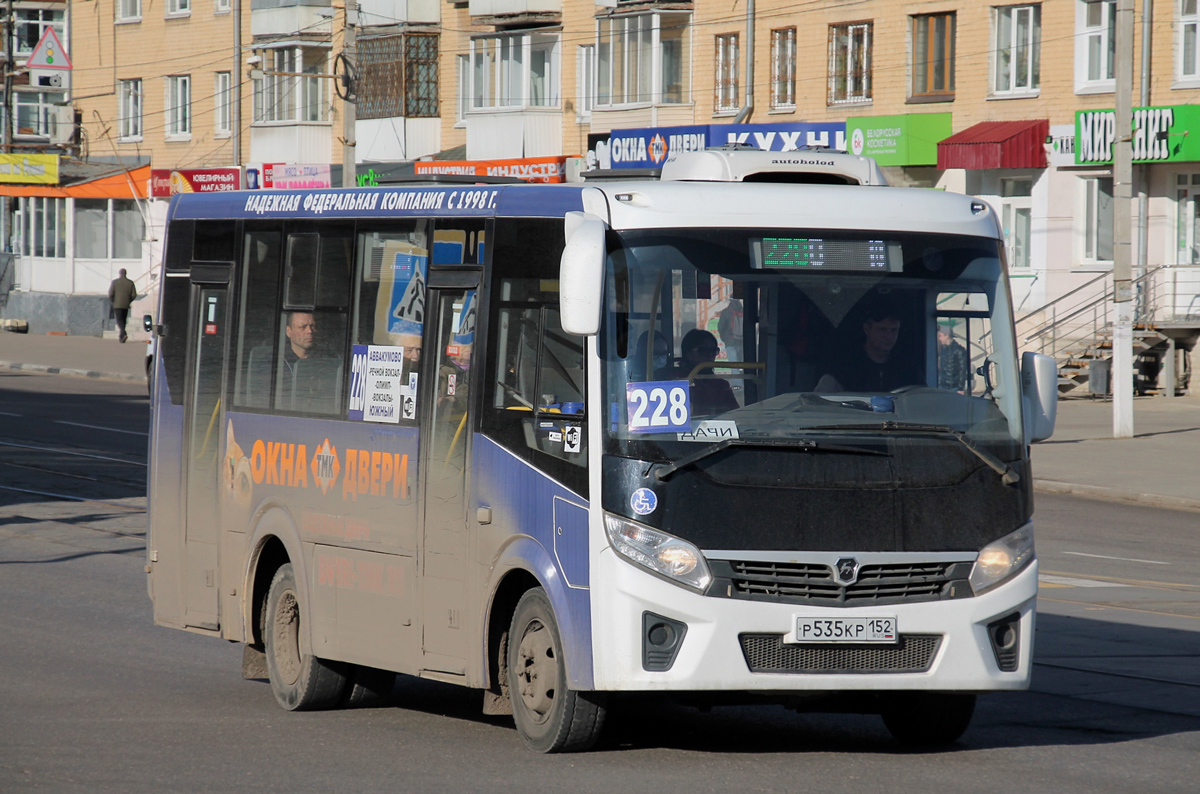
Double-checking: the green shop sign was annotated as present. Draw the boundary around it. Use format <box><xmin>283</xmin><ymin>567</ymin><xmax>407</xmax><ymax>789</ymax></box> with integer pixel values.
<box><xmin>845</xmin><ymin>113</ymin><xmax>952</xmax><ymax>166</ymax></box>
<box><xmin>1075</xmin><ymin>105</ymin><xmax>1200</xmax><ymax>164</ymax></box>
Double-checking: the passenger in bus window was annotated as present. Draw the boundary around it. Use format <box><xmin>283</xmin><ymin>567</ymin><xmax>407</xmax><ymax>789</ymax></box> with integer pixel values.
<box><xmin>284</xmin><ymin>312</ymin><xmax>316</xmax><ymax>369</ymax></box>
<box><xmin>937</xmin><ymin>324</ymin><xmax>970</xmax><ymax>393</ymax></box>
<box><xmin>630</xmin><ymin>330</ymin><xmax>670</xmax><ymax>381</ymax></box>
<box><xmin>279</xmin><ymin>311</ymin><xmax>343</xmax><ymax>412</ymax></box>
<box><xmin>815</xmin><ymin>298</ymin><xmax>919</xmax><ymax>393</ymax></box>
<box><xmin>671</xmin><ymin>329</ymin><xmax>738</xmax><ymax>415</ymax></box>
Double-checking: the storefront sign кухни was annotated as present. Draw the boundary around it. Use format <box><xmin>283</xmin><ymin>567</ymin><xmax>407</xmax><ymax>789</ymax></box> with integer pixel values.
<box><xmin>1075</xmin><ymin>106</ymin><xmax>1200</xmax><ymax>165</ymax></box>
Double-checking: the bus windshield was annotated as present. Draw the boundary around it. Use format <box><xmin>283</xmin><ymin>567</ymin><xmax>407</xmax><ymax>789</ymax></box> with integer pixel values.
<box><xmin>602</xmin><ymin>227</ymin><xmax>1024</xmax><ymax>470</ymax></box>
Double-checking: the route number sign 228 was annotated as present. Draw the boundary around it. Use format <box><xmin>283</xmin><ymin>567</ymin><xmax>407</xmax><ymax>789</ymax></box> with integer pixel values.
<box><xmin>626</xmin><ymin>380</ymin><xmax>692</xmax><ymax>433</ymax></box>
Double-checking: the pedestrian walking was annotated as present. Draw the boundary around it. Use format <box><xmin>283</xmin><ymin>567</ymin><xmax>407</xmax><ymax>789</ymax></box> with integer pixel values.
<box><xmin>108</xmin><ymin>268</ymin><xmax>137</xmax><ymax>343</ymax></box>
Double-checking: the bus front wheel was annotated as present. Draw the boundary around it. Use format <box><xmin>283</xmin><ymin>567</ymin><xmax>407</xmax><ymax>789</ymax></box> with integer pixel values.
<box><xmin>880</xmin><ymin>692</ymin><xmax>976</xmax><ymax>747</ymax></box>
<box><xmin>263</xmin><ymin>563</ymin><xmax>349</xmax><ymax>711</ymax></box>
<box><xmin>506</xmin><ymin>588</ymin><xmax>607</xmax><ymax>753</ymax></box>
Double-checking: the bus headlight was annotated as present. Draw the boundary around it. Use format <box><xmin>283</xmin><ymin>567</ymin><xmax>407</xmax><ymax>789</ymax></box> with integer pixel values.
<box><xmin>969</xmin><ymin>523</ymin><xmax>1035</xmax><ymax>595</ymax></box>
<box><xmin>604</xmin><ymin>513</ymin><xmax>712</xmax><ymax>592</ymax></box>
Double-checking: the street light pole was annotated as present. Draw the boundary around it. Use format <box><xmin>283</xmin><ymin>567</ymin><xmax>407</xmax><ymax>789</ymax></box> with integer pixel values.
<box><xmin>1112</xmin><ymin>0</ymin><xmax>1135</xmax><ymax>438</ymax></box>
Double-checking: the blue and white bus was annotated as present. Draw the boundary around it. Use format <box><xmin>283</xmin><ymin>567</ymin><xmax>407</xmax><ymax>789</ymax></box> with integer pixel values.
<box><xmin>146</xmin><ymin>149</ymin><xmax>1058</xmax><ymax>752</ymax></box>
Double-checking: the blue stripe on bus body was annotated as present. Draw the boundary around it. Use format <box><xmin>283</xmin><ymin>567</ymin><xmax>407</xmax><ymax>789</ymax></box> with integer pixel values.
<box><xmin>167</xmin><ymin>184</ymin><xmax>585</xmax><ymax>221</ymax></box>
<box><xmin>473</xmin><ymin>434</ymin><xmax>594</xmax><ymax>690</ymax></box>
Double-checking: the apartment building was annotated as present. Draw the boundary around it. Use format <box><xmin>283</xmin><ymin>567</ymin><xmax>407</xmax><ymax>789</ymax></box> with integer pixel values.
<box><xmin>438</xmin><ymin>0</ymin><xmax>1200</xmax><ymax>381</ymax></box>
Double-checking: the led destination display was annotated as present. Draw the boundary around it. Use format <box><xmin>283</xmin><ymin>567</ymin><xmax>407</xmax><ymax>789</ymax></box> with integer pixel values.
<box><xmin>759</xmin><ymin>238</ymin><xmax>900</xmax><ymax>271</ymax></box>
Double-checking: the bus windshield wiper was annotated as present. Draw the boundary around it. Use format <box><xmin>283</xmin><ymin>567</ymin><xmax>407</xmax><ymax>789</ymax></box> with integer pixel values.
<box><xmin>802</xmin><ymin>421</ymin><xmax>1020</xmax><ymax>485</ymax></box>
<box><xmin>651</xmin><ymin>437</ymin><xmax>888</xmax><ymax>482</ymax></box>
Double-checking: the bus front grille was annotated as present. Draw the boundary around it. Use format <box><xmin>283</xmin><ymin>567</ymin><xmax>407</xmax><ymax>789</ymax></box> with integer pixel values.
<box><xmin>739</xmin><ymin>634</ymin><xmax>942</xmax><ymax>674</ymax></box>
<box><xmin>709</xmin><ymin>560</ymin><xmax>973</xmax><ymax>606</ymax></box>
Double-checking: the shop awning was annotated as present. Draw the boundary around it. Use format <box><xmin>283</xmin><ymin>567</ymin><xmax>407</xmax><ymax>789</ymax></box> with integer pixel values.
<box><xmin>936</xmin><ymin>120</ymin><xmax>1049</xmax><ymax>170</ymax></box>
<box><xmin>0</xmin><ymin>161</ymin><xmax>151</xmax><ymax>198</ymax></box>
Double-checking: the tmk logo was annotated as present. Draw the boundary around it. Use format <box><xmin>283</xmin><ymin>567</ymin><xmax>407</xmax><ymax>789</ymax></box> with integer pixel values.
<box><xmin>834</xmin><ymin>557</ymin><xmax>860</xmax><ymax>584</ymax></box>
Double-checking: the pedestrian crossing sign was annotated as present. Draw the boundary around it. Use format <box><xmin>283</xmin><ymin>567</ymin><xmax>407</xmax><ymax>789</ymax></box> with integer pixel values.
<box><xmin>26</xmin><ymin>28</ymin><xmax>72</xmax><ymax>70</ymax></box>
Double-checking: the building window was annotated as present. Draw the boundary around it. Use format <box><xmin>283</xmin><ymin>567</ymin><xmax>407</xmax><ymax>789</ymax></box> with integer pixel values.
<box><xmin>994</xmin><ymin>4</ymin><xmax>1041</xmax><ymax>94</ymax></box>
<box><xmin>468</xmin><ymin>32</ymin><xmax>559</xmax><ymax>109</ymax></box>
<box><xmin>74</xmin><ymin>199</ymin><xmax>145</xmax><ymax>260</ymax></box>
<box><xmin>715</xmin><ymin>33</ymin><xmax>739</xmax><ymax>113</ymax></box>
<box><xmin>577</xmin><ymin>45</ymin><xmax>595</xmax><ymax>120</ymax></box>
<box><xmin>15</xmin><ymin>8</ymin><xmax>64</xmax><ymax>55</ymax></box>
<box><xmin>117</xmin><ymin>0</ymin><xmax>141</xmax><ymax>22</ymax></box>
<box><xmin>596</xmin><ymin>13</ymin><xmax>689</xmax><ymax>107</ymax></box>
<box><xmin>770</xmin><ymin>28</ymin><xmax>796</xmax><ymax>110</ymax></box>
<box><xmin>1182</xmin><ymin>0</ymin><xmax>1200</xmax><ymax>79</ymax></box>
<box><xmin>14</xmin><ymin>91</ymin><xmax>64</xmax><ymax>138</ymax></box>
<box><xmin>829</xmin><ymin>21</ymin><xmax>872</xmax><ymax>104</ymax></box>
<box><xmin>1078</xmin><ymin>0</ymin><xmax>1115</xmax><ymax>89</ymax></box>
<box><xmin>119</xmin><ymin>79</ymin><xmax>142</xmax><ymax>139</ymax></box>
<box><xmin>1083</xmin><ymin>176</ymin><xmax>1114</xmax><ymax>263</ymax></box>
<box><xmin>1000</xmin><ymin>178</ymin><xmax>1033</xmax><ymax>269</ymax></box>
<box><xmin>457</xmin><ymin>55</ymin><xmax>470</xmax><ymax>123</ymax></box>
<box><xmin>18</xmin><ymin>197</ymin><xmax>67</xmax><ymax>259</ymax></box>
<box><xmin>912</xmin><ymin>12</ymin><xmax>955</xmax><ymax>99</ymax></box>
<box><xmin>358</xmin><ymin>33</ymin><xmax>439</xmax><ymax>119</ymax></box>
<box><xmin>215</xmin><ymin>72</ymin><xmax>231</xmax><ymax>134</ymax></box>
<box><xmin>253</xmin><ymin>48</ymin><xmax>328</xmax><ymax>123</ymax></box>
<box><xmin>166</xmin><ymin>75</ymin><xmax>191</xmax><ymax>136</ymax></box>
<box><xmin>215</xmin><ymin>0</ymin><xmax>230</xmax><ymax>12</ymax></box>
<box><xmin>167</xmin><ymin>0</ymin><xmax>190</xmax><ymax>15</ymax></box>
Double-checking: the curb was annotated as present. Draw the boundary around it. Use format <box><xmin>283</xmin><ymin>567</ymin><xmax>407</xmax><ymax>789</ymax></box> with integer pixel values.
<box><xmin>1034</xmin><ymin>478</ymin><xmax>1200</xmax><ymax>513</ymax></box>
<box><xmin>0</xmin><ymin>360</ymin><xmax>145</xmax><ymax>384</ymax></box>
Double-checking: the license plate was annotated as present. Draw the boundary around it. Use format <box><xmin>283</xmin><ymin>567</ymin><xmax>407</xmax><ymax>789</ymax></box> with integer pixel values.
<box><xmin>794</xmin><ymin>616</ymin><xmax>898</xmax><ymax>644</ymax></box>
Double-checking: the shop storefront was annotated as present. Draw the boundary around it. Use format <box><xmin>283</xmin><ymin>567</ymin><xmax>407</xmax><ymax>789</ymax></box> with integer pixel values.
<box><xmin>0</xmin><ymin>158</ymin><xmax>158</xmax><ymax>335</ymax></box>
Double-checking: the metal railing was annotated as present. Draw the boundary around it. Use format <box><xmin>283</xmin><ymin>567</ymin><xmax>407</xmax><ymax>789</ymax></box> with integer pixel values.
<box><xmin>1018</xmin><ymin>267</ymin><xmax>1168</xmax><ymax>362</ymax></box>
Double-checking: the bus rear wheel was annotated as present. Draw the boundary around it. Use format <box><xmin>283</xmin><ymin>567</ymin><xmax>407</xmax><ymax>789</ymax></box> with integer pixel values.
<box><xmin>880</xmin><ymin>692</ymin><xmax>976</xmax><ymax>747</ymax></box>
<box><xmin>506</xmin><ymin>588</ymin><xmax>606</xmax><ymax>753</ymax></box>
<box><xmin>263</xmin><ymin>563</ymin><xmax>349</xmax><ymax>711</ymax></box>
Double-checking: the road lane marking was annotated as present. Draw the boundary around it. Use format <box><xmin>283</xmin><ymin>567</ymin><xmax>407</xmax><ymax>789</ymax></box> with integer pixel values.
<box><xmin>55</xmin><ymin>420</ymin><xmax>149</xmax><ymax>437</ymax></box>
<box><xmin>1041</xmin><ymin>569</ymin><xmax>1200</xmax><ymax>592</ymax></box>
<box><xmin>0</xmin><ymin>439</ymin><xmax>147</xmax><ymax>466</ymax></box>
<box><xmin>1039</xmin><ymin>574</ymin><xmax>1130</xmax><ymax>588</ymax></box>
<box><xmin>0</xmin><ymin>411</ymin><xmax>21</xmax><ymax>417</ymax></box>
<box><xmin>1040</xmin><ymin>596</ymin><xmax>1200</xmax><ymax>621</ymax></box>
<box><xmin>0</xmin><ymin>484</ymin><xmax>145</xmax><ymax>510</ymax></box>
<box><xmin>1063</xmin><ymin>551</ymin><xmax>1169</xmax><ymax>565</ymax></box>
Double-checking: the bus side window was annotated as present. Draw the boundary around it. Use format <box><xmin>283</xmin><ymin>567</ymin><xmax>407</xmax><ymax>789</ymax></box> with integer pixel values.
<box><xmin>482</xmin><ymin>219</ymin><xmax>587</xmax><ymax>497</ymax></box>
<box><xmin>352</xmin><ymin>223</ymin><xmax>426</xmax><ymax>425</ymax></box>
<box><xmin>276</xmin><ymin>227</ymin><xmax>352</xmax><ymax>416</ymax></box>
<box><xmin>233</xmin><ymin>230</ymin><xmax>282</xmax><ymax>410</ymax></box>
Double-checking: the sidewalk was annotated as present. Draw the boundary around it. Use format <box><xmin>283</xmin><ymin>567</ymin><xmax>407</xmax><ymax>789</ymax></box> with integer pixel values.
<box><xmin>0</xmin><ymin>330</ymin><xmax>148</xmax><ymax>382</ymax></box>
<box><xmin>1031</xmin><ymin>393</ymin><xmax>1200</xmax><ymax>511</ymax></box>
<box><xmin>2</xmin><ymin>330</ymin><xmax>1197</xmax><ymax>511</ymax></box>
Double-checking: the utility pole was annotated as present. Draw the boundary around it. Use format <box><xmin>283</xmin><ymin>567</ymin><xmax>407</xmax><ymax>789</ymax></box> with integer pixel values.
<box><xmin>3</xmin><ymin>0</ymin><xmax>14</xmax><ymax>254</ymax></box>
<box><xmin>341</xmin><ymin>3</ymin><xmax>357</xmax><ymax>188</ymax></box>
<box><xmin>233</xmin><ymin>0</ymin><xmax>242</xmax><ymax>170</ymax></box>
<box><xmin>1112</xmin><ymin>0</ymin><xmax>1135</xmax><ymax>438</ymax></box>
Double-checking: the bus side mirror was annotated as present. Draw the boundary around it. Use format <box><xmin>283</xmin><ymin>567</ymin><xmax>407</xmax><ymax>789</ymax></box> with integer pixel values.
<box><xmin>143</xmin><ymin>314</ymin><xmax>154</xmax><ymax>333</ymax></box>
<box><xmin>1021</xmin><ymin>351</ymin><xmax>1058</xmax><ymax>443</ymax></box>
<box><xmin>559</xmin><ymin>212</ymin><xmax>607</xmax><ymax>336</ymax></box>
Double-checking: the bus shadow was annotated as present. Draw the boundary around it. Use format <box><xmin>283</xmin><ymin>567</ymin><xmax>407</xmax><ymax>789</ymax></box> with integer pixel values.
<box><xmin>377</xmin><ymin>611</ymin><xmax>1200</xmax><ymax>754</ymax></box>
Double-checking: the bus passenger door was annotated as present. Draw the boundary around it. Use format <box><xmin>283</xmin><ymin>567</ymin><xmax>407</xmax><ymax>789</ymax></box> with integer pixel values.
<box><xmin>181</xmin><ymin>276</ymin><xmax>230</xmax><ymax>631</ymax></box>
<box><xmin>419</xmin><ymin>283</ymin><xmax>479</xmax><ymax>674</ymax></box>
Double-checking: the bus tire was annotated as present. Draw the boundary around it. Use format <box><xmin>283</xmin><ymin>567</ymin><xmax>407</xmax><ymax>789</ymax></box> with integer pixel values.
<box><xmin>507</xmin><ymin>588</ymin><xmax>606</xmax><ymax>753</ymax></box>
<box><xmin>880</xmin><ymin>692</ymin><xmax>975</xmax><ymax>747</ymax></box>
<box><xmin>263</xmin><ymin>563</ymin><xmax>349</xmax><ymax>711</ymax></box>
<box><xmin>341</xmin><ymin>665</ymin><xmax>396</xmax><ymax>708</ymax></box>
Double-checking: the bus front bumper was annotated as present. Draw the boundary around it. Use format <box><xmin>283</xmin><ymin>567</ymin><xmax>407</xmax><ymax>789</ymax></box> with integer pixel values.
<box><xmin>589</xmin><ymin>548</ymin><xmax>1038</xmax><ymax>693</ymax></box>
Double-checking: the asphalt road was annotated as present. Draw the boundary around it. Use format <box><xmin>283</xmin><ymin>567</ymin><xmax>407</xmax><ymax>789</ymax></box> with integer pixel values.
<box><xmin>1</xmin><ymin>371</ymin><xmax>1198</xmax><ymax>793</ymax></box>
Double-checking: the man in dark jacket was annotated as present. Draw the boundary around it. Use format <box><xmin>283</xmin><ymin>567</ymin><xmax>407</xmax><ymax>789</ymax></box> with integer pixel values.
<box><xmin>107</xmin><ymin>269</ymin><xmax>137</xmax><ymax>343</ymax></box>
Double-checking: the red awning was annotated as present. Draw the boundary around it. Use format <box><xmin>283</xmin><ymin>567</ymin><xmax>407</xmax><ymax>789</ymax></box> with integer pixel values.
<box><xmin>936</xmin><ymin>120</ymin><xmax>1048</xmax><ymax>170</ymax></box>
